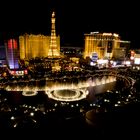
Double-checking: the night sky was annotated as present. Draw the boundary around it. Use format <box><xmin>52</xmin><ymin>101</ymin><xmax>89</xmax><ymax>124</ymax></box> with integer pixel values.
<box><xmin>0</xmin><ymin>0</ymin><xmax>139</xmax><ymax>48</ymax></box>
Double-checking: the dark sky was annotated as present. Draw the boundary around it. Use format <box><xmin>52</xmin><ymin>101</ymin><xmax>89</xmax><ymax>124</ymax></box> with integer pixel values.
<box><xmin>0</xmin><ymin>0</ymin><xmax>139</xmax><ymax>48</ymax></box>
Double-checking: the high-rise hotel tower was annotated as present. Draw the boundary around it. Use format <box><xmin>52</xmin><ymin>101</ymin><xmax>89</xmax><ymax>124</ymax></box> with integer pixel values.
<box><xmin>5</xmin><ymin>39</ymin><xmax>19</xmax><ymax>69</ymax></box>
<box><xmin>19</xmin><ymin>11</ymin><xmax>60</xmax><ymax>60</ymax></box>
<box><xmin>84</xmin><ymin>32</ymin><xmax>120</xmax><ymax>59</ymax></box>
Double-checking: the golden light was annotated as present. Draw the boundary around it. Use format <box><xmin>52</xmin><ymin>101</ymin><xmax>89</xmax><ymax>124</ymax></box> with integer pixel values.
<box><xmin>46</xmin><ymin>89</ymin><xmax>89</xmax><ymax>102</ymax></box>
<box><xmin>103</xmin><ymin>33</ymin><xmax>112</xmax><ymax>36</ymax></box>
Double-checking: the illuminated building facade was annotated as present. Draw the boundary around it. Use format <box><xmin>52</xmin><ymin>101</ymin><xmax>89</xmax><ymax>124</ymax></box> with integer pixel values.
<box><xmin>5</xmin><ymin>39</ymin><xmax>19</xmax><ymax>69</ymax></box>
<box><xmin>84</xmin><ymin>32</ymin><xmax>121</xmax><ymax>59</ymax></box>
<box><xmin>48</xmin><ymin>11</ymin><xmax>60</xmax><ymax>57</ymax></box>
<box><xmin>19</xmin><ymin>11</ymin><xmax>60</xmax><ymax>60</ymax></box>
<box><xmin>19</xmin><ymin>34</ymin><xmax>60</xmax><ymax>59</ymax></box>
<box><xmin>113</xmin><ymin>40</ymin><xmax>130</xmax><ymax>59</ymax></box>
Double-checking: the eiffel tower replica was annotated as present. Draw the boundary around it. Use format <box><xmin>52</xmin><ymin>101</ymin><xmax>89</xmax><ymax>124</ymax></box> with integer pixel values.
<box><xmin>48</xmin><ymin>11</ymin><xmax>60</xmax><ymax>58</ymax></box>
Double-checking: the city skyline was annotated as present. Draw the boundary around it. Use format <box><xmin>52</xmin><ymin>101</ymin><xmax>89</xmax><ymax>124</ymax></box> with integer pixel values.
<box><xmin>0</xmin><ymin>0</ymin><xmax>139</xmax><ymax>48</ymax></box>
<box><xmin>0</xmin><ymin>1</ymin><xmax>140</xmax><ymax>131</ymax></box>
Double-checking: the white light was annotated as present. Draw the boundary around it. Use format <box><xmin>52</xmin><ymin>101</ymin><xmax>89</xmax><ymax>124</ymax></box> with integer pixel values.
<box><xmin>103</xmin><ymin>33</ymin><xmax>112</xmax><ymax>36</ymax></box>
<box><xmin>13</xmin><ymin>124</ymin><xmax>17</xmax><ymax>128</ymax></box>
<box><xmin>97</xmin><ymin>59</ymin><xmax>108</xmax><ymax>64</ymax></box>
<box><xmin>130</xmin><ymin>56</ymin><xmax>134</xmax><ymax>60</ymax></box>
<box><xmin>30</xmin><ymin>112</ymin><xmax>34</xmax><ymax>116</ymax></box>
<box><xmin>110</xmin><ymin>60</ymin><xmax>113</xmax><ymax>64</ymax></box>
<box><xmin>125</xmin><ymin>61</ymin><xmax>131</xmax><ymax>65</ymax></box>
<box><xmin>128</xmin><ymin>94</ymin><xmax>131</xmax><ymax>97</ymax></box>
<box><xmin>90</xmin><ymin>32</ymin><xmax>99</xmax><ymax>34</ymax></box>
<box><xmin>104</xmin><ymin>99</ymin><xmax>110</xmax><ymax>102</ymax></box>
<box><xmin>90</xmin><ymin>61</ymin><xmax>96</xmax><ymax>66</ymax></box>
<box><xmin>71</xmin><ymin>105</ymin><xmax>74</xmax><ymax>107</ymax></box>
<box><xmin>11</xmin><ymin>116</ymin><xmax>15</xmax><ymax>120</ymax></box>
<box><xmin>117</xmin><ymin>101</ymin><xmax>121</xmax><ymax>104</ymax></box>
<box><xmin>113</xmin><ymin>33</ymin><xmax>119</xmax><ymax>37</ymax></box>
<box><xmin>134</xmin><ymin>58</ymin><xmax>140</xmax><ymax>64</ymax></box>
<box><xmin>33</xmin><ymin>120</ymin><xmax>37</xmax><ymax>123</ymax></box>
<box><xmin>86</xmin><ymin>90</ymin><xmax>89</xmax><ymax>95</ymax></box>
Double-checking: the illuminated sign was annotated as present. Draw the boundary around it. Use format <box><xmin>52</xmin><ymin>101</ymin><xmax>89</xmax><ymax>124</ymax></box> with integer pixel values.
<box><xmin>134</xmin><ymin>58</ymin><xmax>140</xmax><ymax>65</ymax></box>
<box><xmin>91</xmin><ymin>52</ymin><xmax>98</xmax><ymax>61</ymax></box>
<box><xmin>10</xmin><ymin>69</ymin><xmax>28</xmax><ymax>75</ymax></box>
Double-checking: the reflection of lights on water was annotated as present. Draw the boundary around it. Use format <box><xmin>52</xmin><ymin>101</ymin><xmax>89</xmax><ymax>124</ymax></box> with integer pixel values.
<box><xmin>53</xmin><ymin>89</ymin><xmax>81</xmax><ymax>99</ymax></box>
<box><xmin>85</xmin><ymin>76</ymin><xmax>116</xmax><ymax>87</ymax></box>
<box><xmin>22</xmin><ymin>91</ymin><xmax>38</xmax><ymax>96</ymax></box>
<box><xmin>5</xmin><ymin>75</ymin><xmax>116</xmax><ymax>91</ymax></box>
<box><xmin>46</xmin><ymin>89</ymin><xmax>89</xmax><ymax>102</ymax></box>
